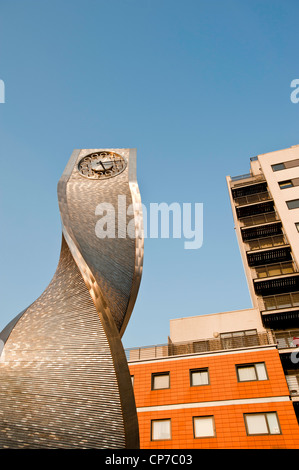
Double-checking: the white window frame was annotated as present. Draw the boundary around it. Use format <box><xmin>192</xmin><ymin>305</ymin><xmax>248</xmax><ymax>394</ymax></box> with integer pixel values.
<box><xmin>244</xmin><ymin>412</ymin><xmax>281</xmax><ymax>436</ymax></box>
<box><xmin>190</xmin><ymin>368</ymin><xmax>209</xmax><ymax>386</ymax></box>
<box><xmin>193</xmin><ymin>416</ymin><xmax>216</xmax><ymax>438</ymax></box>
<box><xmin>152</xmin><ymin>372</ymin><xmax>170</xmax><ymax>390</ymax></box>
<box><xmin>236</xmin><ymin>362</ymin><xmax>268</xmax><ymax>382</ymax></box>
<box><xmin>151</xmin><ymin>419</ymin><xmax>171</xmax><ymax>441</ymax></box>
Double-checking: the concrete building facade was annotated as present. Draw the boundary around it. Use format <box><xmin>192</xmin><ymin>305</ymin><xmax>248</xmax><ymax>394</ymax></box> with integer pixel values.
<box><xmin>227</xmin><ymin>144</ymin><xmax>299</xmax><ymax>424</ymax></box>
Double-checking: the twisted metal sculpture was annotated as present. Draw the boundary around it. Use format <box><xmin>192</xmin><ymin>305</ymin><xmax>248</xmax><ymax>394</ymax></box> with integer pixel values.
<box><xmin>0</xmin><ymin>148</ymin><xmax>144</xmax><ymax>448</ymax></box>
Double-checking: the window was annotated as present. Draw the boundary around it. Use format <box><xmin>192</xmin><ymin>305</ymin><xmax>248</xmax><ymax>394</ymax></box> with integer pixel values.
<box><xmin>151</xmin><ymin>419</ymin><xmax>171</xmax><ymax>440</ymax></box>
<box><xmin>272</xmin><ymin>159</ymin><xmax>299</xmax><ymax>172</ymax></box>
<box><xmin>279</xmin><ymin>178</ymin><xmax>299</xmax><ymax>189</ymax></box>
<box><xmin>244</xmin><ymin>412</ymin><xmax>281</xmax><ymax>435</ymax></box>
<box><xmin>279</xmin><ymin>180</ymin><xmax>293</xmax><ymax>189</ymax></box>
<box><xmin>272</xmin><ymin>163</ymin><xmax>286</xmax><ymax>172</ymax></box>
<box><xmin>152</xmin><ymin>372</ymin><xmax>170</xmax><ymax>390</ymax></box>
<box><xmin>295</xmin><ymin>223</ymin><xmax>299</xmax><ymax>232</ymax></box>
<box><xmin>131</xmin><ymin>375</ymin><xmax>134</xmax><ymax>386</ymax></box>
<box><xmin>190</xmin><ymin>368</ymin><xmax>209</xmax><ymax>386</ymax></box>
<box><xmin>236</xmin><ymin>363</ymin><xmax>268</xmax><ymax>382</ymax></box>
<box><xmin>193</xmin><ymin>416</ymin><xmax>216</xmax><ymax>438</ymax></box>
<box><xmin>287</xmin><ymin>199</ymin><xmax>299</xmax><ymax>209</ymax></box>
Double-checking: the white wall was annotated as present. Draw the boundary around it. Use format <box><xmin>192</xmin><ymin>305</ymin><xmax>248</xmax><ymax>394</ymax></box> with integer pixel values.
<box><xmin>258</xmin><ymin>145</ymin><xmax>299</xmax><ymax>268</ymax></box>
<box><xmin>169</xmin><ymin>308</ymin><xmax>266</xmax><ymax>343</ymax></box>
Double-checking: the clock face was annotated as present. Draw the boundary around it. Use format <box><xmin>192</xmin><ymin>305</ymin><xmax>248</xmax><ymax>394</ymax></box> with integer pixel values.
<box><xmin>78</xmin><ymin>151</ymin><xmax>127</xmax><ymax>180</ymax></box>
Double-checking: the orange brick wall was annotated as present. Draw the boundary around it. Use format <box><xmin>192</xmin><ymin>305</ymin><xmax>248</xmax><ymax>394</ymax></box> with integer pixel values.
<box><xmin>129</xmin><ymin>348</ymin><xmax>299</xmax><ymax>449</ymax></box>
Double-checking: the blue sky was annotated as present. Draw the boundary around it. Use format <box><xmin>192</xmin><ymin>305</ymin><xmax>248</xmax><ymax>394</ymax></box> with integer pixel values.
<box><xmin>0</xmin><ymin>0</ymin><xmax>298</xmax><ymax>349</ymax></box>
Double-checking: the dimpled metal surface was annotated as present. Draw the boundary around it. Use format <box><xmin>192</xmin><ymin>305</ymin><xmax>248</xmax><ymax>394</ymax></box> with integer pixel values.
<box><xmin>0</xmin><ymin>148</ymin><xmax>144</xmax><ymax>449</ymax></box>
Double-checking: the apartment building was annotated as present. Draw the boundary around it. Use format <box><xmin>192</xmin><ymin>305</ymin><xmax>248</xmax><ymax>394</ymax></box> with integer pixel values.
<box><xmin>127</xmin><ymin>145</ymin><xmax>299</xmax><ymax>449</ymax></box>
<box><xmin>227</xmin><ymin>144</ymin><xmax>299</xmax><ymax>424</ymax></box>
<box><xmin>127</xmin><ymin>308</ymin><xmax>299</xmax><ymax>449</ymax></box>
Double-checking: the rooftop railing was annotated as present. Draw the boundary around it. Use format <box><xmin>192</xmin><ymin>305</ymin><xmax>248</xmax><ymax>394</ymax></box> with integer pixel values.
<box><xmin>125</xmin><ymin>331</ymin><xmax>272</xmax><ymax>362</ymax></box>
<box><xmin>231</xmin><ymin>172</ymin><xmax>252</xmax><ymax>181</ymax></box>
<box><xmin>230</xmin><ymin>174</ymin><xmax>265</xmax><ymax>185</ymax></box>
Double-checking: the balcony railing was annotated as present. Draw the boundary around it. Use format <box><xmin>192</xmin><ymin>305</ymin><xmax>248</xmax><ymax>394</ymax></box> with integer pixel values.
<box><xmin>239</xmin><ymin>212</ymin><xmax>279</xmax><ymax>228</ymax></box>
<box><xmin>231</xmin><ymin>173</ymin><xmax>252</xmax><ymax>182</ymax></box>
<box><xmin>286</xmin><ymin>375</ymin><xmax>299</xmax><ymax>397</ymax></box>
<box><xmin>234</xmin><ymin>191</ymin><xmax>272</xmax><ymax>207</ymax></box>
<box><xmin>230</xmin><ymin>174</ymin><xmax>265</xmax><ymax>184</ymax></box>
<box><xmin>245</xmin><ymin>235</ymin><xmax>288</xmax><ymax>252</ymax></box>
<box><xmin>262</xmin><ymin>291</ymin><xmax>299</xmax><ymax>311</ymax></box>
<box><xmin>253</xmin><ymin>261</ymin><xmax>296</xmax><ymax>279</ymax></box>
<box><xmin>273</xmin><ymin>330</ymin><xmax>299</xmax><ymax>349</ymax></box>
<box><xmin>126</xmin><ymin>331</ymin><xmax>272</xmax><ymax>362</ymax></box>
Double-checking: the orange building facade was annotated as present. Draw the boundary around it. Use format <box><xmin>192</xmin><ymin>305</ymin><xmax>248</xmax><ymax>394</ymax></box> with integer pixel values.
<box><xmin>128</xmin><ymin>335</ymin><xmax>299</xmax><ymax>449</ymax></box>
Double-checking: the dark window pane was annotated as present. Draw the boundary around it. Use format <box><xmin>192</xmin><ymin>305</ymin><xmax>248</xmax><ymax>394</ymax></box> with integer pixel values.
<box><xmin>272</xmin><ymin>163</ymin><xmax>286</xmax><ymax>171</ymax></box>
<box><xmin>279</xmin><ymin>180</ymin><xmax>293</xmax><ymax>189</ymax></box>
<box><xmin>287</xmin><ymin>199</ymin><xmax>299</xmax><ymax>209</ymax></box>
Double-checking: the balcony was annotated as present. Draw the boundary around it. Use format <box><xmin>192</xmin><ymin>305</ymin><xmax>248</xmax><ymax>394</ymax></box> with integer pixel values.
<box><xmin>273</xmin><ymin>330</ymin><xmax>299</xmax><ymax>349</ymax></box>
<box><xmin>239</xmin><ymin>212</ymin><xmax>279</xmax><ymax>228</ymax></box>
<box><xmin>245</xmin><ymin>234</ymin><xmax>288</xmax><ymax>252</ymax></box>
<box><xmin>234</xmin><ymin>191</ymin><xmax>272</xmax><ymax>207</ymax></box>
<box><xmin>262</xmin><ymin>291</ymin><xmax>299</xmax><ymax>311</ymax></box>
<box><xmin>232</xmin><ymin>182</ymin><xmax>268</xmax><ymax>200</ymax></box>
<box><xmin>255</xmin><ymin>274</ymin><xmax>299</xmax><ymax>296</ymax></box>
<box><xmin>126</xmin><ymin>331</ymin><xmax>272</xmax><ymax>362</ymax></box>
<box><xmin>286</xmin><ymin>375</ymin><xmax>299</xmax><ymax>398</ymax></box>
<box><xmin>236</xmin><ymin>200</ymin><xmax>275</xmax><ymax>220</ymax></box>
<box><xmin>247</xmin><ymin>247</ymin><xmax>292</xmax><ymax>267</ymax></box>
<box><xmin>253</xmin><ymin>261</ymin><xmax>296</xmax><ymax>280</ymax></box>
<box><xmin>242</xmin><ymin>222</ymin><xmax>283</xmax><ymax>241</ymax></box>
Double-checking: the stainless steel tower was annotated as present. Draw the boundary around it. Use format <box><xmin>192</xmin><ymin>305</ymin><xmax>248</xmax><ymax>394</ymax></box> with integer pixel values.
<box><xmin>0</xmin><ymin>148</ymin><xmax>144</xmax><ymax>448</ymax></box>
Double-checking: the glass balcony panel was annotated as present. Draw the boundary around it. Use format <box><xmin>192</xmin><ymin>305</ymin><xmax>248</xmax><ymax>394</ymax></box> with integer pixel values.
<box><xmin>263</xmin><ymin>297</ymin><xmax>277</xmax><ymax>310</ymax></box>
<box><xmin>241</xmin><ymin>212</ymin><xmax>278</xmax><ymax>227</ymax></box>
<box><xmin>291</xmin><ymin>292</ymin><xmax>299</xmax><ymax>306</ymax></box>
<box><xmin>256</xmin><ymin>267</ymin><xmax>268</xmax><ymax>278</ymax></box>
<box><xmin>254</xmin><ymin>215</ymin><xmax>266</xmax><ymax>225</ymax></box>
<box><xmin>246</xmin><ymin>195</ymin><xmax>257</xmax><ymax>204</ymax></box>
<box><xmin>267</xmin><ymin>265</ymin><xmax>281</xmax><ymax>276</ymax></box>
<box><xmin>235</xmin><ymin>191</ymin><xmax>271</xmax><ymax>206</ymax></box>
<box><xmin>237</xmin><ymin>196</ymin><xmax>247</xmax><ymax>205</ymax></box>
<box><xmin>248</xmin><ymin>240</ymin><xmax>260</xmax><ymax>250</ymax></box>
<box><xmin>266</xmin><ymin>213</ymin><xmax>277</xmax><ymax>223</ymax></box>
<box><xmin>246</xmin><ymin>235</ymin><xmax>287</xmax><ymax>251</ymax></box>
<box><xmin>259</xmin><ymin>238</ymin><xmax>272</xmax><ymax>249</ymax></box>
<box><xmin>276</xmin><ymin>294</ymin><xmax>292</xmax><ymax>309</ymax></box>
<box><xmin>241</xmin><ymin>217</ymin><xmax>252</xmax><ymax>227</ymax></box>
<box><xmin>281</xmin><ymin>262</ymin><xmax>294</xmax><ymax>274</ymax></box>
<box><xmin>273</xmin><ymin>235</ymin><xmax>285</xmax><ymax>246</ymax></box>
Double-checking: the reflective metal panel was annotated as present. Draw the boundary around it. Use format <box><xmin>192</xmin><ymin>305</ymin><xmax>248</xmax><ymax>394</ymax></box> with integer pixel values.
<box><xmin>0</xmin><ymin>148</ymin><xmax>143</xmax><ymax>448</ymax></box>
